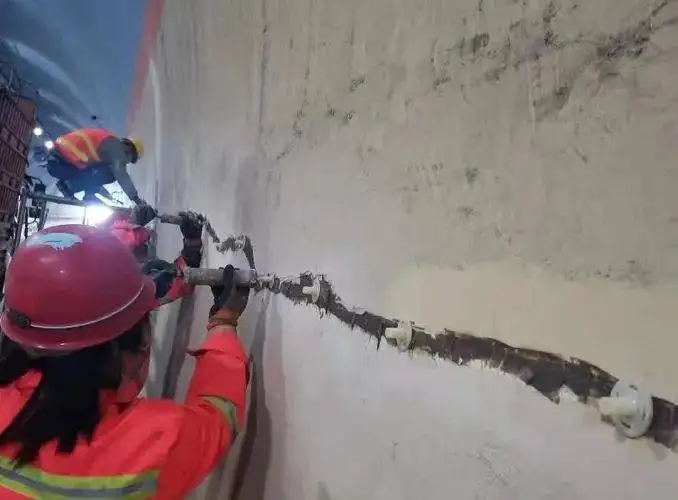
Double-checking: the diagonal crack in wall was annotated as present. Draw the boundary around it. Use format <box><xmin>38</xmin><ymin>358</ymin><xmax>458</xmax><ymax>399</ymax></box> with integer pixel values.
<box><xmin>252</xmin><ymin>271</ymin><xmax>678</xmax><ymax>452</ymax></box>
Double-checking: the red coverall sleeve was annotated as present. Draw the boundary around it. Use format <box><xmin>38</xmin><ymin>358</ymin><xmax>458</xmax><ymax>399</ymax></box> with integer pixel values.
<box><xmin>152</xmin><ymin>238</ymin><xmax>202</xmax><ymax>308</ymax></box>
<box><xmin>155</xmin><ymin>257</ymin><xmax>195</xmax><ymax>306</ymax></box>
<box><xmin>155</xmin><ymin>327</ymin><xmax>248</xmax><ymax>498</ymax></box>
<box><xmin>99</xmin><ymin>210</ymin><xmax>131</xmax><ymax>229</ymax></box>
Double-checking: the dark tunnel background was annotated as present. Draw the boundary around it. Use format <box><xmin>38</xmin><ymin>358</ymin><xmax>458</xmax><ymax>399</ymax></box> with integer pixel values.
<box><xmin>1</xmin><ymin>0</ymin><xmax>146</xmax><ymax>139</ymax></box>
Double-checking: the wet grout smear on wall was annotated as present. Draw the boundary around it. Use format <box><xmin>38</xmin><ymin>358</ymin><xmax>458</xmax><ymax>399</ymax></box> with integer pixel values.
<box><xmin>253</xmin><ymin>271</ymin><xmax>678</xmax><ymax>453</ymax></box>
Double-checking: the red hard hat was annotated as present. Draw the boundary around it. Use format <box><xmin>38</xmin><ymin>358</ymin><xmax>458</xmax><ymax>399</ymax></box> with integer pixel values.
<box><xmin>1</xmin><ymin>224</ymin><xmax>155</xmax><ymax>351</ymax></box>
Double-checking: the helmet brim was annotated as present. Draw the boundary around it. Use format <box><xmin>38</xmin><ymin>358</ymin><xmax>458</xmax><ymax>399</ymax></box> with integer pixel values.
<box><xmin>1</xmin><ymin>276</ymin><xmax>156</xmax><ymax>352</ymax></box>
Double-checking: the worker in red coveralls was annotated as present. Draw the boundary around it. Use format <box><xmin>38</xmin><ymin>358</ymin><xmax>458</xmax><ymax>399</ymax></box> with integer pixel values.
<box><xmin>100</xmin><ymin>205</ymin><xmax>204</xmax><ymax>308</ymax></box>
<box><xmin>0</xmin><ymin>224</ymin><xmax>249</xmax><ymax>499</ymax></box>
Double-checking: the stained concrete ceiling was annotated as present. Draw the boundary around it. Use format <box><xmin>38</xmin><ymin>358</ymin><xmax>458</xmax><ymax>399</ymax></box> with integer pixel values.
<box><xmin>0</xmin><ymin>0</ymin><xmax>147</xmax><ymax>139</ymax></box>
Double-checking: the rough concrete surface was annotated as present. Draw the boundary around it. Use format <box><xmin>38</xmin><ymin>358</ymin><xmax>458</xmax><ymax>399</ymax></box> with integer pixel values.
<box><xmin>130</xmin><ymin>0</ymin><xmax>678</xmax><ymax>498</ymax></box>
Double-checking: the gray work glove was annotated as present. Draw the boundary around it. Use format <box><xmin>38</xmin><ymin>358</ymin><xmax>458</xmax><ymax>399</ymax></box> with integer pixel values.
<box><xmin>177</xmin><ymin>212</ymin><xmax>203</xmax><ymax>267</ymax></box>
<box><xmin>209</xmin><ymin>265</ymin><xmax>250</xmax><ymax>327</ymax></box>
<box><xmin>178</xmin><ymin>211</ymin><xmax>204</xmax><ymax>239</ymax></box>
<box><xmin>141</xmin><ymin>259</ymin><xmax>176</xmax><ymax>300</ymax></box>
<box><xmin>132</xmin><ymin>204</ymin><xmax>158</xmax><ymax>226</ymax></box>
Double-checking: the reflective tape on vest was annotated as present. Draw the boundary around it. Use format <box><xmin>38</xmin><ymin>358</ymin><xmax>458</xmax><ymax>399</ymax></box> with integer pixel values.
<box><xmin>0</xmin><ymin>456</ymin><xmax>157</xmax><ymax>499</ymax></box>
<box><xmin>55</xmin><ymin>130</ymin><xmax>102</xmax><ymax>166</ymax></box>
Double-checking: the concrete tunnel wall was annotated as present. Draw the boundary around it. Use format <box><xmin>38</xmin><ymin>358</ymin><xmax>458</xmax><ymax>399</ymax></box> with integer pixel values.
<box><xmin>128</xmin><ymin>0</ymin><xmax>678</xmax><ymax>498</ymax></box>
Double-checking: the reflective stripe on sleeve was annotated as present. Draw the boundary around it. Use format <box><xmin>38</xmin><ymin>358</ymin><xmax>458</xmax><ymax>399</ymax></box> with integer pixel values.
<box><xmin>0</xmin><ymin>456</ymin><xmax>157</xmax><ymax>499</ymax></box>
<box><xmin>202</xmin><ymin>396</ymin><xmax>239</xmax><ymax>441</ymax></box>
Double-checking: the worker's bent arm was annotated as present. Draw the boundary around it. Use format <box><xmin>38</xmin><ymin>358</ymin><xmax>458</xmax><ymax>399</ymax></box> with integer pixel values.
<box><xmin>151</xmin><ymin>240</ymin><xmax>202</xmax><ymax>308</ymax></box>
<box><xmin>155</xmin><ymin>327</ymin><xmax>248</xmax><ymax>498</ymax></box>
<box><xmin>110</xmin><ymin>159</ymin><xmax>140</xmax><ymax>202</ymax></box>
<box><xmin>98</xmin><ymin>137</ymin><xmax>140</xmax><ymax>202</ymax></box>
<box><xmin>152</xmin><ymin>257</ymin><xmax>195</xmax><ymax>308</ymax></box>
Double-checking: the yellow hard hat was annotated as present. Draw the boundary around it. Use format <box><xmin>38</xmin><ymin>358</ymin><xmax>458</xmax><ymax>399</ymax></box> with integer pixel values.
<box><xmin>123</xmin><ymin>138</ymin><xmax>144</xmax><ymax>163</ymax></box>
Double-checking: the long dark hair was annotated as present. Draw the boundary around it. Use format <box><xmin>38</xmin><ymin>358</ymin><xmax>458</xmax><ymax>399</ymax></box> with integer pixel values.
<box><xmin>0</xmin><ymin>316</ymin><xmax>149</xmax><ymax>465</ymax></box>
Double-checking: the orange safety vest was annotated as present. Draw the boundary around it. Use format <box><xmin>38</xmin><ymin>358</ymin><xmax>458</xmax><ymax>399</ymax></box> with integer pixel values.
<box><xmin>0</xmin><ymin>329</ymin><xmax>247</xmax><ymax>499</ymax></box>
<box><xmin>54</xmin><ymin>128</ymin><xmax>113</xmax><ymax>169</ymax></box>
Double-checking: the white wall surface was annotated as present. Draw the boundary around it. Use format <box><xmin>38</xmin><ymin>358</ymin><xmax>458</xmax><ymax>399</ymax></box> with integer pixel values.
<box><xmin>130</xmin><ymin>0</ymin><xmax>678</xmax><ymax>498</ymax></box>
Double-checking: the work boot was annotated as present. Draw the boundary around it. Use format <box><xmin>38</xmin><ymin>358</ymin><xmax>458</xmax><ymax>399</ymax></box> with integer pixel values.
<box><xmin>55</xmin><ymin>180</ymin><xmax>75</xmax><ymax>200</ymax></box>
